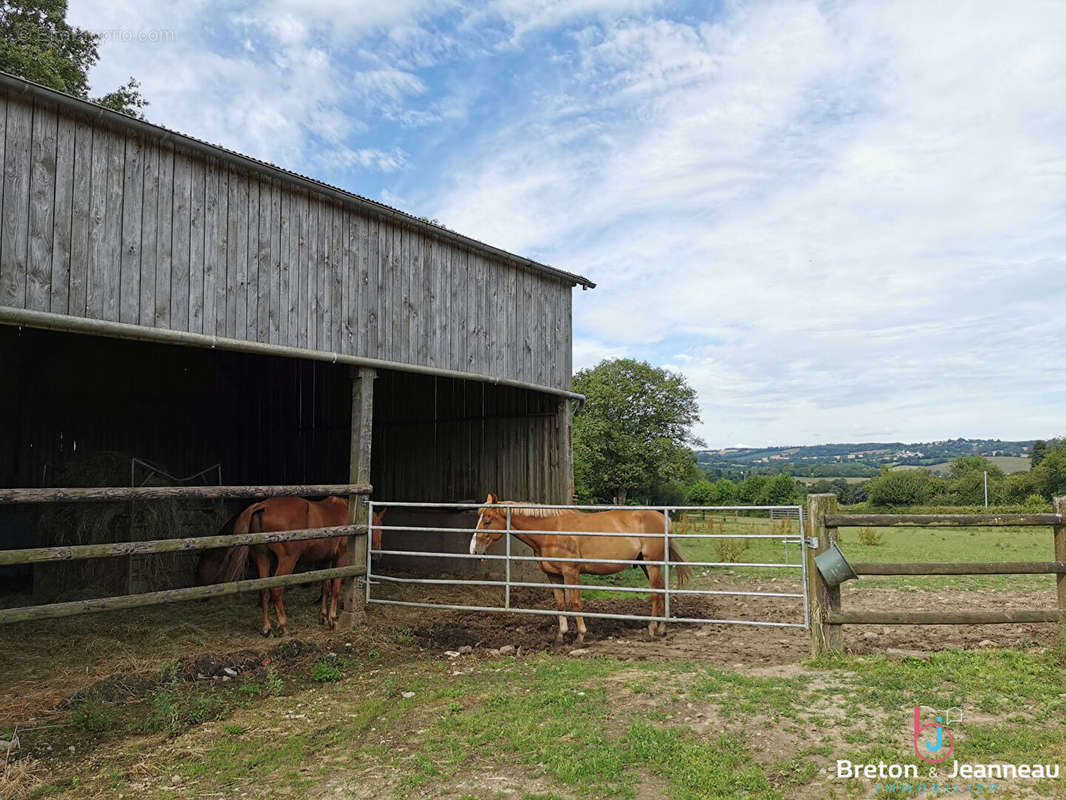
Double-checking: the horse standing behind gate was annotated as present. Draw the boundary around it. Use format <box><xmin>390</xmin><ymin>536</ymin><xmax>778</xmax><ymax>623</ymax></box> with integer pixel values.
<box><xmin>221</xmin><ymin>497</ymin><xmax>384</xmax><ymax>635</ymax></box>
<box><xmin>469</xmin><ymin>494</ymin><xmax>692</xmax><ymax>644</ymax></box>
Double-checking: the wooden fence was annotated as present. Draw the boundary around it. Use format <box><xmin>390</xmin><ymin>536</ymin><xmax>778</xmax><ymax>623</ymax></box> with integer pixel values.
<box><xmin>0</xmin><ymin>483</ymin><xmax>371</xmax><ymax>626</ymax></box>
<box><xmin>805</xmin><ymin>494</ymin><xmax>1066</xmax><ymax>655</ymax></box>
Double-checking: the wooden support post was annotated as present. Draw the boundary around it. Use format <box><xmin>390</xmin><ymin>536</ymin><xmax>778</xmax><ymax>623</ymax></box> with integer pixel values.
<box><xmin>806</xmin><ymin>493</ymin><xmax>843</xmax><ymax>656</ymax></box>
<box><xmin>558</xmin><ymin>398</ymin><xmax>574</xmax><ymax>503</ymax></box>
<box><xmin>1055</xmin><ymin>497</ymin><xmax>1066</xmax><ymax>613</ymax></box>
<box><xmin>339</xmin><ymin>367</ymin><xmax>375</xmax><ymax>630</ymax></box>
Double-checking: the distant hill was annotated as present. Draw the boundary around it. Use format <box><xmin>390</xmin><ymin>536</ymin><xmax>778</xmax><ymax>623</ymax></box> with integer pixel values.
<box><xmin>697</xmin><ymin>438</ymin><xmax>1034</xmax><ymax>478</ymax></box>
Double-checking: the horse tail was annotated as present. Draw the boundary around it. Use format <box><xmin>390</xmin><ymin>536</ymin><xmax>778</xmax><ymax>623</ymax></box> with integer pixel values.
<box><xmin>634</xmin><ymin>551</ymin><xmax>649</xmax><ymax>578</ymax></box>
<box><xmin>668</xmin><ymin>542</ymin><xmax>693</xmax><ymax>587</ymax></box>
<box><xmin>220</xmin><ymin>503</ymin><xmax>267</xmax><ymax>584</ymax></box>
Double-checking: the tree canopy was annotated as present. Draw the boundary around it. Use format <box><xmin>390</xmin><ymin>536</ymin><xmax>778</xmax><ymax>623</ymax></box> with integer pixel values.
<box><xmin>0</xmin><ymin>0</ymin><xmax>147</xmax><ymax>117</ymax></box>
<box><xmin>573</xmin><ymin>358</ymin><xmax>703</xmax><ymax>504</ymax></box>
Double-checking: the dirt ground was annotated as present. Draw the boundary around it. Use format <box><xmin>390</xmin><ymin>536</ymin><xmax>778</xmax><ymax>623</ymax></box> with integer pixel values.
<box><xmin>373</xmin><ymin>577</ymin><xmax>1058</xmax><ymax>665</ymax></box>
<box><xmin>2</xmin><ymin>579</ymin><xmax>1062</xmax><ymax>799</ymax></box>
<box><xmin>3</xmin><ymin>578</ymin><xmax>1058</xmax><ymax>723</ymax></box>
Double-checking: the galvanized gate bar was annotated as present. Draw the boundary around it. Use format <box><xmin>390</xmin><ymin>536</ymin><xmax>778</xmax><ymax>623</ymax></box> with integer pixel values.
<box><xmin>367</xmin><ymin>502</ymin><xmax>808</xmax><ymax>630</ymax></box>
<box><xmin>369</xmin><ymin>573</ymin><xmax>804</xmax><ymax>598</ymax></box>
<box><xmin>367</xmin><ymin>598</ymin><xmax>806</xmax><ymax>628</ymax></box>
<box><xmin>374</xmin><ymin>523</ymin><xmax>802</xmax><ymax>540</ymax></box>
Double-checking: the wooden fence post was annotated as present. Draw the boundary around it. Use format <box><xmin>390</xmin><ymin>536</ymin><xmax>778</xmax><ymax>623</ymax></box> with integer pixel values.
<box><xmin>1055</xmin><ymin>497</ymin><xmax>1066</xmax><ymax>613</ymax></box>
<box><xmin>806</xmin><ymin>493</ymin><xmax>843</xmax><ymax>656</ymax></box>
<box><xmin>339</xmin><ymin>367</ymin><xmax>375</xmax><ymax>630</ymax></box>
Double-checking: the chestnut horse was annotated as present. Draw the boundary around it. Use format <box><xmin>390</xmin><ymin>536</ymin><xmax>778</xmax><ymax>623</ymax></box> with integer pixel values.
<box><xmin>221</xmin><ymin>497</ymin><xmax>384</xmax><ymax>635</ymax></box>
<box><xmin>195</xmin><ymin>513</ymin><xmax>240</xmax><ymax>588</ymax></box>
<box><xmin>469</xmin><ymin>494</ymin><xmax>691</xmax><ymax>644</ymax></box>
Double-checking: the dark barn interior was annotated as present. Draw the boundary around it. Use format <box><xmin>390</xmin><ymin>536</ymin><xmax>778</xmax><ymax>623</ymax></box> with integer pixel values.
<box><xmin>0</xmin><ymin>325</ymin><xmax>566</xmax><ymax>599</ymax></box>
<box><xmin>0</xmin><ymin>73</ymin><xmax>591</xmax><ymax>611</ymax></box>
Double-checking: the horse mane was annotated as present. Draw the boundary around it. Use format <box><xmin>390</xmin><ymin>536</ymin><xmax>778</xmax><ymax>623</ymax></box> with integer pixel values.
<box><xmin>493</xmin><ymin>501</ymin><xmax>567</xmax><ymax>518</ymax></box>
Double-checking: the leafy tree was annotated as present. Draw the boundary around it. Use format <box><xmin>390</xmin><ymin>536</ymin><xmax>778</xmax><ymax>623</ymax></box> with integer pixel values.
<box><xmin>735</xmin><ymin>474</ymin><xmax>767</xmax><ymax>504</ymax></box>
<box><xmin>1031</xmin><ymin>440</ymin><xmax>1048</xmax><ymax>467</ymax></box>
<box><xmin>756</xmin><ymin>473</ymin><xmax>801</xmax><ymax>505</ymax></box>
<box><xmin>572</xmin><ymin>359</ymin><xmax>703</xmax><ymax>505</ymax></box>
<box><xmin>1042</xmin><ymin>443</ymin><xmax>1066</xmax><ymax>498</ymax></box>
<box><xmin>685</xmin><ymin>479</ymin><xmax>715</xmax><ymax>506</ymax></box>
<box><xmin>865</xmin><ymin>468</ymin><xmax>938</xmax><ymax>507</ymax></box>
<box><xmin>948</xmin><ymin>455</ymin><xmax>1003</xmax><ymax>480</ymax></box>
<box><xmin>711</xmin><ymin>478</ymin><xmax>737</xmax><ymax>505</ymax></box>
<box><xmin>0</xmin><ymin>0</ymin><xmax>147</xmax><ymax>117</ymax></box>
<box><xmin>1004</xmin><ymin>469</ymin><xmax>1048</xmax><ymax>504</ymax></box>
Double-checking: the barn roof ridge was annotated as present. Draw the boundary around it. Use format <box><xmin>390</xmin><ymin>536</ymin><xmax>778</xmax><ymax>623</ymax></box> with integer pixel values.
<box><xmin>0</xmin><ymin>70</ymin><xmax>596</xmax><ymax>290</ymax></box>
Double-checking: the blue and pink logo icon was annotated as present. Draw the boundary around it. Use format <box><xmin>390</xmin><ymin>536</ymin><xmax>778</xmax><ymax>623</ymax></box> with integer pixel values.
<box><xmin>913</xmin><ymin>706</ymin><xmax>954</xmax><ymax>763</ymax></box>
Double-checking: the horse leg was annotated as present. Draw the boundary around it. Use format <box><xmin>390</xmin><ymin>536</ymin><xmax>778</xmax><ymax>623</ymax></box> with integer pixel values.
<box><xmin>328</xmin><ymin>542</ymin><xmax>347</xmax><ymax>630</ymax></box>
<box><xmin>562</xmin><ymin>569</ymin><xmax>587</xmax><ymax>645</ymax></box>
<box><xmin>252</xmin><ymin>547</ymin><xmax>274</xmax><ymax>637</ymax></box>
<box><xmin>271</xmin><ymin>552</ymin><xmax>298</xmax><ymax>636</ymax></box>
<box><xmin>545</xmin><ymin>572</ymin><xmax>569</xmax><ymax>644</ymax></box>
<box><xmin>647</xmin><ymin>564</ymin><xmax>666</xmax><ymax>637</ymax></box>
<box><xmin>319</xmin><ymin>575</ymin><xmax>330</xmax><ymax>626</ymax></box>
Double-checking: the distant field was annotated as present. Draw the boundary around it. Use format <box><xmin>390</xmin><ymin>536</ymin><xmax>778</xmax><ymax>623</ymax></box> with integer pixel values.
<box><xmin>925</xmin><ymin>455</ymin><xmax>1031</xmax><ymax>475</ymax></box>
<box><xmin>796</xmin><ymin>476</ymin><xmax>868</xmax><ymax>485</ymax></box>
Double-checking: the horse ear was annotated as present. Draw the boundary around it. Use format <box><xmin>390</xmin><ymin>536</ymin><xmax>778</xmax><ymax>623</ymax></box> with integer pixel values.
<box><xmin>485</xmin><ymin>492</ymin><xmax>497</xmax><ymax>504</ymax></box>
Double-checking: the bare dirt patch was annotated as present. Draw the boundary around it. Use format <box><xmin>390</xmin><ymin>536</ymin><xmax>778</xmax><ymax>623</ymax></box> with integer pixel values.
<box><xmin>372</xmin><ymin>581</ymin><xmax>1057</xmax><ymax>665</ymax></box>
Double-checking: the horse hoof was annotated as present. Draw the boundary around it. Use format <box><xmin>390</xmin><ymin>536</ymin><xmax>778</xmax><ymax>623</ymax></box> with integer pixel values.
<box><xmin>261</xmin><ymin>628</ymin><xmax>273</xmax><ymax>638</ymax></box>
<box><xmin>276</xmin><ymin>627</ymin><xmax>287</xmax><ymax>637</ymax></box>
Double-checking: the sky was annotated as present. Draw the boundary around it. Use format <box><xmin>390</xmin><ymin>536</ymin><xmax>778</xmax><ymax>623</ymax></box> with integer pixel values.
<box><xmin>68</xmin><ymin>0</ymin><xmax>1066</xmax><ymax>448</ymax></box>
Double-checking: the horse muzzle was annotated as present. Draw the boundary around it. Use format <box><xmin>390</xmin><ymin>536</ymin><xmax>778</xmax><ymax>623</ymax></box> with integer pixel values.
<box><xmin>469</xmin><ymin>534</ymin><xmax>488</xmax><ymax>555</ymax></box>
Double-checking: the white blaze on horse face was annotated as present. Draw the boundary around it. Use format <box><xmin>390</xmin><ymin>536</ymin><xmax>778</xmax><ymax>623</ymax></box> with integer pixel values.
<box><xmin>469</xmin><ymin>511</ymin><xmax>486</xmax><ymax>555</ymax></box>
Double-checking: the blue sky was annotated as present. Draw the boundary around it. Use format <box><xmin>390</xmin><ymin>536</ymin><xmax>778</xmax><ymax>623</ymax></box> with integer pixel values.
<box><xmin>70</xmin><ymin>1</ymin><xmax>1066</xmax><ymax>448</ymax></box>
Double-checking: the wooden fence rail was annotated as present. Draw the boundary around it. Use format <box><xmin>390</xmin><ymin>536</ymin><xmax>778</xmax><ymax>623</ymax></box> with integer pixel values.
<box><xmin>806</xmin><ymin>494</ymin><xmax>1066</xmax><ymax>655</ymax></box>
<box><xmin>851</xmin><ymin>561</ymin><xmax>1066</xmax><ymax>575</ymax></box>
<box><xmin>0</xmin><ymin>565</ymin><xmax>367</xmax><ymax>625</ymax></box>
<box><xmin>0</xmin><ymin>484</ymin><xmax>373</xmax><ymax>626</ymax></box>
<box><xmin>825</xmin><ymin>513</ymin><xmax>1064</xmax><ymax>527</ymax></box>
<box><xmin>0</xmin><ymin>484</ymin><xmax>372</xmax><ymax>504</ymax></box>
<box><xmin>827</xmin><ymin>609</ymin><xmax>1066</xmax><ymax>625</ymax></box>
<box><xmin>0</xmin><ymin>524</ymin><xmax>366</xmax><ymax>566</ymax></box>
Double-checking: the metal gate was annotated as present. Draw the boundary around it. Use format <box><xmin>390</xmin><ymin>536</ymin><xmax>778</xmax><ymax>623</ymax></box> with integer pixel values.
<box><xmin>365</xmin><ymin>503</ymin><xmax>809</xmax><ymax>629</ymax></box>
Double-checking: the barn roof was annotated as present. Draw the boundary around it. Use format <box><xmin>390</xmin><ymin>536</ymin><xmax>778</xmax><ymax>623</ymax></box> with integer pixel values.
<box><xmin>0</xmin><ymin>70</ymin><xmax>596</xmax><ymax>290</ymax></box>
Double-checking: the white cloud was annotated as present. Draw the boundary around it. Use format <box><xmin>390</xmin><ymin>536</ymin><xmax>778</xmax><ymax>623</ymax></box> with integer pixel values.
<box><xmin>426</xmin><ymin>1</ymin><xmax>1066</xmax><ymax>445</ymax></box>
<box><xmin>64</xmin><ymin>0</ymin><xmax>1066</xmax><ymax>446</ymax></box>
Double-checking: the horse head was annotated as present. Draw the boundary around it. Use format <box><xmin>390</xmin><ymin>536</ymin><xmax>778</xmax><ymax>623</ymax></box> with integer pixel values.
<box><xmin>469</xmin><ymin>493</ymin><xmax>506</xmax><ymax>554</ymax></box>
<box><xmin>371</xmin><ymin>508</ymin><xmax>387</xmax><ymax>553</ymax></box>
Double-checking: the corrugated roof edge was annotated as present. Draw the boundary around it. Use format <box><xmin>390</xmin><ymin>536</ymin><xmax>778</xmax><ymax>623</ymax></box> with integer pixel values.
<box><xmin>0</xmin><ymin>70</ymin><xmax>596</xmax><ymax>290</ymax></box>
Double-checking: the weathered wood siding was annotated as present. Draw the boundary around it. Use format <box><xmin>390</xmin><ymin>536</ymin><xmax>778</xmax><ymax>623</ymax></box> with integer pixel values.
<box><xmin>371</xmin><ymin>372</ymin><xmax>572</xmax><ymax>504</ymax></box>
<box><xmin>0</xmin><ymin>88</ymin><xmax>576</xmax><ymax>391</ymax></box>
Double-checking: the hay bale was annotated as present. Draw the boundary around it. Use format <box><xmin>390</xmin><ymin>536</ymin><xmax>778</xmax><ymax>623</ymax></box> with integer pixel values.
<box><xmin>33</xmin><ymin>452</ymin><xmax>230</xmax><ymax>601</ymax></box>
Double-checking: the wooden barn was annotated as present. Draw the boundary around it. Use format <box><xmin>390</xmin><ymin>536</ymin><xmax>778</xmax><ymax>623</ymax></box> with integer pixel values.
<box><xmin>0</xmin><ymin>71</ymin><xmax>594</xmax><ymax>603</ymax></box>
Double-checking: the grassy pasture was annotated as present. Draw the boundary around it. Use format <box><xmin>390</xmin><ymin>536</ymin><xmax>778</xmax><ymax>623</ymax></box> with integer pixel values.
<box><xmin>582</xmin><ymin>514</ymin><xmax>1060</xmax><ymax>595</ymax></box>
<box><xmin>15</xmin><ymin>640</ymin><xmax>1066</xmax><ymax>799</ymax></box>
<box><xmin>926</xmin><ymin>456</ymin><xmax>1032</xmax><ymax>475</ymax></box>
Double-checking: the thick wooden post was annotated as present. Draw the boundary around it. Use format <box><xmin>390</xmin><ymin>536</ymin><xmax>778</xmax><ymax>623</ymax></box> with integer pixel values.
<box><xmin>339</xmin><ymin>367</ymin><xmax>375</xmax><ymax>630</ymax></box>
<box><xmin>1055</xmin><ymin>497</ymin><xmax>1066</xmax><ymax>612</ymax></box>
<box><xmin>806</xmin><ymin>493</ymin><xmax>843</xmax><ymax>656</ymax></box>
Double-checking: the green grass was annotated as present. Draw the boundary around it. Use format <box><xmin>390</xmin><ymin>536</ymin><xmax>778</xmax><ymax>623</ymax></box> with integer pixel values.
<box><xmin>37</xmin><ymin>646</ymin><xmax>1066</xmax><ymax>800</ymax></box>
<box><xmin>68</xmin><ymin>691</ymin><xmax>118</xmax><ymax>733</ymax></box>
